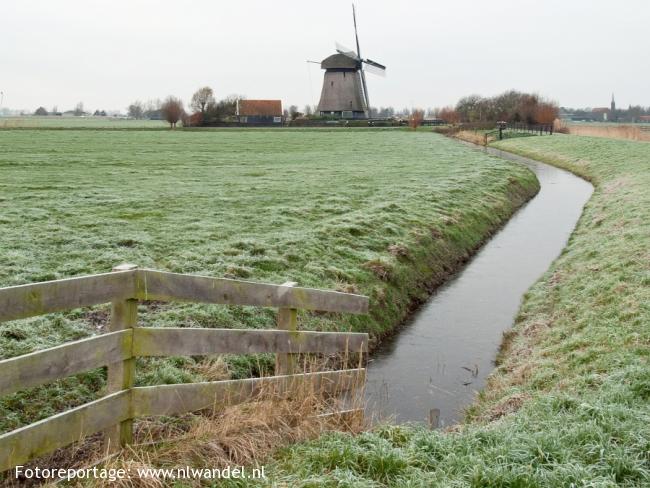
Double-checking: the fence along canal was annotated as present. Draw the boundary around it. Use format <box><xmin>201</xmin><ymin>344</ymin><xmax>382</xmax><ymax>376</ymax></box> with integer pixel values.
<box><xmin>0</xmin><ymin>265</ymin><xmax>369</xmax><ymax>472</ymax></box>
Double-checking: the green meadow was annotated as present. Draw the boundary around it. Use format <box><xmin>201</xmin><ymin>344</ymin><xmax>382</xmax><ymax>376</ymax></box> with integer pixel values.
<box><xmin>259</xmin><ymin>135</ymin><xmax>650</xmax><ymax>486</ymax></box>
<box><xmin>0</xmin><ymin>116</ymin><xmax>166</xmax><ymax>129</ymax></box>
<box><xmin>0</xmin><ymin>129</ymin><xmax>538</xmax><ymax>433</ymax></box>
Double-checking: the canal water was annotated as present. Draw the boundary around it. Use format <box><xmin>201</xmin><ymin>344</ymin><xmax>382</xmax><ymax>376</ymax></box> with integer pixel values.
<box><xmin>366</xmin><ymin>146</ymin><xmax>593</xmax><ymax>426</ymax></box>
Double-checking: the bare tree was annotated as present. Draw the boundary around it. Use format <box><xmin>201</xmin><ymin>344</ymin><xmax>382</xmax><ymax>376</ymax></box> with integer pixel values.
<box><xmin>161</xmin><ymin>96</ymin><xmax>184</xmax><ymax>129</ymax></box>
<box><xmin>439</xmin><ymin>106</ymin><xmax>460</xmax><ymax>124</ymax></box>
<box><xmin>73</xmin><ymin>102</ymin><xmax>85</xmax><ymax>116</ymax></box>
<box><xmin>288</xmin><ymin>105</ymin><xmax>302</xmax><ymax>120</ymax></box>
<box><xmin>190</xmin><ymin>86</ymin><xmax>215</xmax><ymax>115</ymax></box>
<box><xmin>409</xmin><ymin>109</ymin><xmax>425</xmax><ymax>130</ymax></box>
<box><xmin>144</xmin><ymin>99</ymin><xmax>162</xmax><ymax>119</ymax></box>
<box><xmin>534</xmin><ymin>101</ymin><xmax>560</xmax><ymax>124</ymax></box>
<box><xmin>127</xmin><ymin>101</ymin><xmax>144</xmax><ymax>119</ymax></box>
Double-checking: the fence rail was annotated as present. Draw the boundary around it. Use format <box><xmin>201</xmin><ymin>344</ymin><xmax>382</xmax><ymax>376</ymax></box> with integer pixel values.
<box><xmin>504</xmin><ymin>122</ymin><xmax>553</xmax><ymax>135</ymax></box>
<box><xmin>0</xmin><ymin>265</ymin><xmax>369</xmax><ymax>472</ymax></box>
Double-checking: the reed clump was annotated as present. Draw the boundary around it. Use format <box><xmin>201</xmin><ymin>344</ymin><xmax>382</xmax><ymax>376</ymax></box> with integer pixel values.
<box><xmin>453</xmin><ymin>130</ymin><xmax>495</xmax><ymax>146</ymax></box>
<box><xmin>567</xmin><ymin>123</ymin><xmax>650</xmax><ymax>141</ymax></box>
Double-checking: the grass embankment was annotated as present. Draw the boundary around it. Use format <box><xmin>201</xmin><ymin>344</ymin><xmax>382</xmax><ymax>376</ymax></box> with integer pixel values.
<box><xmin>0</xmin><ymin>129</ymin><xmax>538</xmax><ymax>435</ymax></box>
<box><xmin>256</xmin><ymin>135</ymin><xmax>650</xmax><ymax>486</ymax></box>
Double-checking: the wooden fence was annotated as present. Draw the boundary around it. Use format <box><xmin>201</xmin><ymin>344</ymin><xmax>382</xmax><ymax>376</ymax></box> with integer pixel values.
<box><xmin>0</xmin><ymin>265</ymin><xmax>369</xmax><ymax>473</ymax></box>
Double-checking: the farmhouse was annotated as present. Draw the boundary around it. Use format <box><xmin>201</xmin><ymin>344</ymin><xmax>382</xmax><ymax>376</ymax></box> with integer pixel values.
<box><xmin>236</xmin><ymin>99</ymin><xmax>283</xmax><ymax>125</ymax></box>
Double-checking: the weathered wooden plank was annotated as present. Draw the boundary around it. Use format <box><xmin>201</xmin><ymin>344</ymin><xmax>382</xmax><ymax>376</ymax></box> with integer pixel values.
<box><xmin>136</xmin><ymin>269</ymin><xmax>369</xmax><ymax>314</ymax></box>
<box><xmin>132</xmin><ymin>369</ymin><xmax>366</xmax><ymax>417</ymax></box>
<box><xmin>0</xmin><ymin>270</ymin><xmax>137</xmax><ymax>323</ymax></box>
<box><xmin>0</xmin><ymin>330</ymin><xmax>132</xmax><ymax>397</ymax></box>
<box><xmin>276</xmin><ymin>281</ymin><xmax>298</xmax><ymax>375</ymax></box>
<box><xmin>104</xmin><ymin>270</ymin><xmax>138</xmax><ymax>451</ymax></box>
<box><xmin>132</xmin><ymin>328</ymin><xmax>369</xmax><ymax>357</ymax></box>
<box><xmin>0</xmin><ymin>391</ymin><xmax>130</xmax><ymax>473</ymax></box>
<box><xmin>316</xmin><ymin>408</ymin><xmax>365</xmax><ymax>425</ymax></box>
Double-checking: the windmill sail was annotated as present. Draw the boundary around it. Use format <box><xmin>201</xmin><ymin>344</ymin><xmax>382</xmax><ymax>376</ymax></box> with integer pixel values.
<box><xmin>364</xmin><ymin>59</ymin><xmax>386</xmax><ymax>70</ymax></box>
<box><xmin>352</xmin><ymin>4</ymin><xmax>370</xmax><ymax>116</ymax></box>
<box><xmin>363</xmin><ymin>62</ymin><xmax>386</xmax><ymax>77</ymax></box>
<box><xmin>335</xmin><ymin>42</ymin><xmax>359</xmax><ymax>60</ymax></box>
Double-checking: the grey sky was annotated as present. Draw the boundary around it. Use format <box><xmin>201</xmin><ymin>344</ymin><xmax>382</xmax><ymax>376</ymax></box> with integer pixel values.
<box><xmin>2</xmin><ymin>0</ymin><xmax>649</xmax><ymax>113</ymax></box>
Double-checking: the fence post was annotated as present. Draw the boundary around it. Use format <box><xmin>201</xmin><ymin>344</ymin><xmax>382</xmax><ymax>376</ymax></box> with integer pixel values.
<box><xmin>104</xmin><ymin>263</ymin><xmax>138</xmax><ymax>452</ymax></box>
<box><xmin>276</xmin><ymin>281</ymin><xmax>298</xmax><ymax>375</ymax></box>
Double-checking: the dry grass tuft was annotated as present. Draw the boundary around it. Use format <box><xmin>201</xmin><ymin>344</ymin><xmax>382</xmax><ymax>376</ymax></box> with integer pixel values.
<box><xmin>189</xmin><ymin>356</ymin><xmax>230</xmax><ymax>382</ymax></box>
<box><xmin>1</xmin><ymin>358</ymin><xmax>366</xmax><ymax>487</ymax></box>
<box><xmin>335</xmin><ymin>281</ymin><xmax>360</xmax><ymax>295</ymax></box>
<box><xmin>95</xmin><ymin>378</ymin><xmax>365</xmax><ymax>487</ymax></box>
<box><xmin>387</xmin><ymin>244</ymin><xmax>409</xmax><ymax>258</ymax></box>
<box><xmin>453</xmin><ymin>131</ymin><xmax>496</xmax><ymax>146</ymax></box>
<box><xmin>553</xmin><ymin>118</ymin><xmax>570</xmax><ymax>134</ymax></box>
<box><xmin>362</xmin><ymin>259</ymin><xmax>392</xmax><ymax>281</ymax></box>
<box><xmin>482</xmin><ymin>393</ymin><xmax>531</xmax><ymax>422</ymax></box>
<box><xmin>522</xmin><ymin>319</ymin><xmax>551</xmax><ymax>338</ymax></box>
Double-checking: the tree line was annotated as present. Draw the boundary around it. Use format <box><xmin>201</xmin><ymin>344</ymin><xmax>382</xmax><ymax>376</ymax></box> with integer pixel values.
<box><xmin>38</xmin><ymin>89</ymin><xmax>650</xmax><ymax>128</ymax></box>
<box><xmin>32</xmin><ymin>102</ymin><xmax>109</xmax><ymax>117</ymax></box>
<box><xmin>127</xmin><ymin>88</ymin><xmax>246</xmax><ymax>128</ymax></box>
<box><xmin>560</xmin><ymin>105</ymin><xmax>650</xmax><ymax>123</ymax></box>
<box><xmin>435</xmin><ymin>90</ymin><xmax>559</xmax><ymax>125</ymax></box>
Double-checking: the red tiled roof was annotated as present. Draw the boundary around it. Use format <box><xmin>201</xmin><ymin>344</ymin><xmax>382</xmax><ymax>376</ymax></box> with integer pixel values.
<box><xmin>238</xmin><ymin>100</ymin><xmax>282</xmax><ymax>116</ymax></box>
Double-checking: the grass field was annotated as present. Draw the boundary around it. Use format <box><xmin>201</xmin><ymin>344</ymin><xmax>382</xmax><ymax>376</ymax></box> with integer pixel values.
<box><xmin>0</xmin><ymin>128</ymin><xmax>538</xmax><ymax>435</ymax></box>
<box><xmin>0</xmin><ymin>116</ymin><xmax>166</xmax><ymax>129</ymax></box>
<box><xmin>257</xmin><ymin>135</ymin><xmax>650</xmax><ymax>486</ymax></box>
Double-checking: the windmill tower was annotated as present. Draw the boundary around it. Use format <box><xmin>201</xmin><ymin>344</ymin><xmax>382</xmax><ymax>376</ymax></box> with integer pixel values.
<box><xmin>316</xmin><ymin>5</ymin><xmax>386</xmax><ymax>119</ymax></box>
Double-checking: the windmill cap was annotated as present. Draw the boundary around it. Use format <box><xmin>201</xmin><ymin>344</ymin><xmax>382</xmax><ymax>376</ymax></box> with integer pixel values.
<box><xmin>321</xmin><ymin>53</ymin><xmax>359</xmax><ymax>70</ymax></box>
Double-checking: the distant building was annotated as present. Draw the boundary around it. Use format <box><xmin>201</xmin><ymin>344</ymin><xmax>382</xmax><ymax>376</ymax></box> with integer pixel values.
<box><xmin>639</xmin><ymin>115</ymin><xmax>650</xmax><ymax>123</ymax></box>
<box><xmin>590</xmin><ymin>94</ymin><xmax>618</xmax><ymax>122</ymax></box>
<box><xmin>422</xmin><ymin>118</ymin><xmax>444</xmax><ymax>126</ymax></box>
<box><xmin>592</xmin><ymin>107</ymin><xmax>610</xmax><ymax>121</ymax></box>
<box><xmin>236</xmin><ymin>100</ymin><xmax>283</xmax><ymax>125</ymax></box>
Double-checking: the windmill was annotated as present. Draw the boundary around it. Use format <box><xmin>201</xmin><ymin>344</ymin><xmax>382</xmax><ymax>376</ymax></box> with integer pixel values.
<box><xmin>316</xmin><ymin>4</ymin><xmax>386</xmax><ymax>119</ymax></box>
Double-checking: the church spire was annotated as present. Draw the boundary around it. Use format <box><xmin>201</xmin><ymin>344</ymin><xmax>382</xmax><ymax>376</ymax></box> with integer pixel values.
<box><xmin>611</xmin><ymin>93</ymin><xmax>616</xmax><ymax>112</ymax></box>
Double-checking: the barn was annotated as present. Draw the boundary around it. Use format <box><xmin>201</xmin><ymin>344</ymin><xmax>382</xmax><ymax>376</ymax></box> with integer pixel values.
<box><xmin>236</xmin><ymin>100</ymin><xmax>283</xmax><ymax>125</ymax></box>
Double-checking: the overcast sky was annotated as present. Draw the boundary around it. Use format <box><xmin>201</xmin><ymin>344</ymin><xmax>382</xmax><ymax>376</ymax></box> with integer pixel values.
<box><xmin>2</xmin><ymin>0</ymin><xmax>649</xmax><ymax>113</ymax></box>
